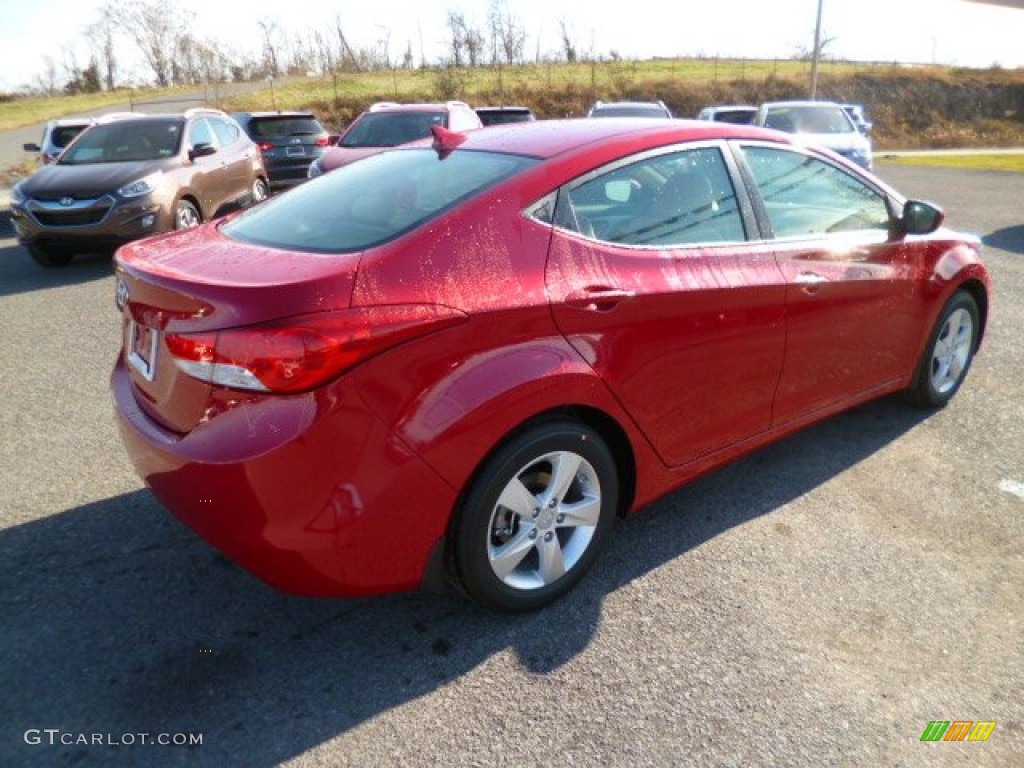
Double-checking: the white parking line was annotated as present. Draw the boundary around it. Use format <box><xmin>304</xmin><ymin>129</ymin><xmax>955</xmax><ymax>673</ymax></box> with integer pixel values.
<box><xmin>998</xmin><ymin>478</ymin><xmax>1024</xmax><ymax>500</ymax></box>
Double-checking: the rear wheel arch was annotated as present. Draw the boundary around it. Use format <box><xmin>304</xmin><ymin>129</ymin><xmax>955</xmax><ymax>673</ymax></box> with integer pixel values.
<box><xmin>458</xmin><ymin>406</ymin><xmax>636</xmax><ymax>524</ymax></box>
<box><xmin>442</xmin><ymin>404</ymin><xmax>638</xmax><ymax>596</ymax></box>
<box><xmin>446</xmin><ymin>410</ymin><xmax>625</xmax><ymax>611</ymax></box>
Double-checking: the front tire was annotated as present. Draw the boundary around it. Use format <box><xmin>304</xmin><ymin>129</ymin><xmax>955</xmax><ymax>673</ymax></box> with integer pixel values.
<box><xmin>453</xmin><ymin>420</ymin><xmax>618</xmax><ymax>612</ymax></box>
<box><xmin>906</xmin><ymin>290</ymin><xmax>980</xmax><ymax>407</ymax></box>
<box><xmin>174</xmin><ymin>200</ymin><xmax>201</xmax><ymax>230</ymax></box>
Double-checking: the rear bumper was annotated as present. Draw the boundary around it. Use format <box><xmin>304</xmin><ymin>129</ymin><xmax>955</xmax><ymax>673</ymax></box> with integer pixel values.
<box><xmin>111</xmin><ymin>359</ymin><xmax>457</xmax><ymax>597</ymax></box>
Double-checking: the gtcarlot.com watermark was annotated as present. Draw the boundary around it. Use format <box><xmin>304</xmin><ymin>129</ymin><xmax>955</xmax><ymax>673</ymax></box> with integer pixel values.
<box><xmin>24</xmin><ymin>729</ymin><xmax>202</xmax><ymax>747</ymax></box>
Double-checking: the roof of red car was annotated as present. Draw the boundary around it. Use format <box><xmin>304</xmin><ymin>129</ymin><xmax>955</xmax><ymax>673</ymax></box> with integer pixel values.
<box><xmin>434</xmin><ymin>118</ymin><xmax>788</xmax><ymax>159</ymax></box>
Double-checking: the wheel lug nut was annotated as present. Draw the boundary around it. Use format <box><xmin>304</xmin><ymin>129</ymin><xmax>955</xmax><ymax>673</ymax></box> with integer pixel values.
<box><xmin>548</xmin><ymin>500</ymin><xmax>557</xmax><ymax>508</ymax></box>
<box><xmin>529</xmin><ymin>530</ymin><xmax>538</xmax><ymax>540</ymax></box>
<box><xmin>532</xmin><ymin>508</ymin><xmax>540</xmax><ymax>518</ymax></box>
<box><xmin>556</xmin><ymin>514</ymin><xmax>565</xmax><ymax>524</ymax></box>
<box><xmin>544</xmin><ymin>532</ymin><xmax>554</xmax><ymax>542</ymax></box>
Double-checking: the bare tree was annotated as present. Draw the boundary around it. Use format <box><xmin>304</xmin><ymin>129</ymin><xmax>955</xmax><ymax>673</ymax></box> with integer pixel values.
<box><xmin>559</xmin><ymin>18</ymin><xmax>577</xmax><ymax>63</ymax></box>
<box><xmin>107</xmin><ymin>0</ymin><xmax>190</xmax><ymax>87</ymax></box>
<box><xmin>335</xmin><ymin>15</ymin><xmax>361</xmax><ymax>72</ymax></box>
<box><xmin>258</xmin><ymin>19</ymin><xmax>281</xmax><ymax>78</ymax></box>
<box><xmin>86</xmin><ymin>7</ymin><xmax>119</xmax><ymax>90</ymax></box>
<box><xmin>465</xmin><ymin>24</ymin><xmax>485</xmax><ymax>66</ymax></box>
<box><xmin>312</xmin><ymin>29</ymin><xmax>337</xmax><ymax>74</ymax></box>
<box><xmin>488</xmin><ymin>0</ymin><xmax>526</xmax><ymax>65</ymax></box>
<box><xmin>446</xmin><ymin>11</ymin><xmax>467</xmax><ymax>68</ymax></box>
<box><xmin>34</xmin><ymin>56</ymin><xmax>59</xmax><ymax>95</ymax></box>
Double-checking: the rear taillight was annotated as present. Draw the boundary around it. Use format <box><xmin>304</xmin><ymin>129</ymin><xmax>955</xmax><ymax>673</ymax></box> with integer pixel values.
<box><xmin>315</xmin><ymin>136</ymin><xmax>330</xmax><ymax>147</ymax></box>
<box><xmin>256</xmin><ymin>141</ymin><xmax>274</xmax><ymax>152</ymax></box>
<box><xmin>165</xmin><ymin>306</ymin><xmax>467</xmax><ymax>394</ymax></box>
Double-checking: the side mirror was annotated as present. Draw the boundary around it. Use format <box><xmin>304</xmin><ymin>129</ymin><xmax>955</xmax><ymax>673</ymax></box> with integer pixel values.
<box><xmin>901</xmin><ymin>200</ymin><xmax>944</xmax><ymax>235</ymax></box>
<box><xmin>189</xmin><ymin>142</ymin><xmax>217</xmax><ymax>161</ymax></box>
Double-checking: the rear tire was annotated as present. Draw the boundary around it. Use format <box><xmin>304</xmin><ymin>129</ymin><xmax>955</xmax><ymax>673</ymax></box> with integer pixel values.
<box><xmin>28</xmin><ymin>244</ymin><xmax>73</xmax><ymax>267</ymax></box>
<box><xmin>251</xmin><ymin>178</ymin><xmax>269</xmax><ymax>204</ymax></box>
<box><xmin>453</xmin><ymin>419</ymin><xmax>618</xmax><ymax>612</ymax></box>
<box><xmin>905</xmin><ymin>290</ymin><xmax>979</xmax><ymax>408</ymax></box>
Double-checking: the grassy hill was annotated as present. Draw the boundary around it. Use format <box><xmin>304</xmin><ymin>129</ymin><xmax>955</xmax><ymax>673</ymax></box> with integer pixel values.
<box><xmin>4</xmin><ymin>58</ymin><xmax>1023</xmax><ymax>150</ymax></box>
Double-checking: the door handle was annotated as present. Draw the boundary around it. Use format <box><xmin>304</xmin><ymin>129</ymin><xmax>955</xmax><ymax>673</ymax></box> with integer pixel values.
<box><xmin>564</xmin><ymin>286</ymin><xmax>635</xmax><ymax>312</ymax></box>
<box><xmin>794</xmin><ymin>272</ymin><xmax>828</xmax><ymax>284</ymax></box>
<box><xmin>795</xmin><ymin>271</ymin><xmax>828</xmax><ymax>295</ymax></box>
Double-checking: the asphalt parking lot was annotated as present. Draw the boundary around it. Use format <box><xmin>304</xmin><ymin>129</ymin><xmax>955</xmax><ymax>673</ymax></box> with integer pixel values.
<box><xmin>0</xmin><ymin>164</ymin><xmax>1021</xmax><ymax>767</ymax></box>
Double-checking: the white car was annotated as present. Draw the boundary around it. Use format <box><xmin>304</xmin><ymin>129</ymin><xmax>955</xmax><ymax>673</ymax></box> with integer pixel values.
<box><xmin>755</xmin><ymin>100</ymin><xmax>873</xmax><ymax>170</ymax></box>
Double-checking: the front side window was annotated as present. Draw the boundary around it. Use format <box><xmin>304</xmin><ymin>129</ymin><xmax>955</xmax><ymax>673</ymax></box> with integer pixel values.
<box><xmin>561</xmin><ymin>146</ymin><xmax>746</xmax><ymax>247</ymax></box>
<box><xmin>222</xmin><ymin>147</ymin><xmax>537</xmax><ymax>253</ymax></box>
<box><xmin>189</xmin><ymin>118</ymin><xmax>215</xmax><ymax>150</ymax></box>
<box><xmin>741</xmin><ymin>146</ymin><xmax>891</xmax><ymax>238</ymax></box>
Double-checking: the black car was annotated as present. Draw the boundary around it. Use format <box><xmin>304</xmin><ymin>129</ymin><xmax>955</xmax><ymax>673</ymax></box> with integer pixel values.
<box><xmin>475</xmin><ymin>106</ymin><xmax>536</xmax><ymax>126</ymax></box>
<box><xmin>232</xmin><ymin>111</ymin><xmax>330</xmax><ymax>190</ymax></box>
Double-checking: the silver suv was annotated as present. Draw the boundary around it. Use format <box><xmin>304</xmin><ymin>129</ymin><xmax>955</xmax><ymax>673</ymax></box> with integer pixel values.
<box><xmin>755</xmin><ymin>100</ymin><xmax>873</xmax><ymax>170</ymax></box>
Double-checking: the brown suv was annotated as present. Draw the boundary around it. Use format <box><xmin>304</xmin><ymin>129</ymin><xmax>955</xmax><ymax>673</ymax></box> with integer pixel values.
<box><xmin>11</xmin><ymin>109</ymin><xmax>268</xmax><ymax>267</ymax></box>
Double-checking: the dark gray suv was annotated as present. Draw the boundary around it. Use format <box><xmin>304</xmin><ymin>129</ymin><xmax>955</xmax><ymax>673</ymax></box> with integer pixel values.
<box><xmin>232</xmin><ymin>111</ymin><xmax>330</xmax><ymax>190</ymax></box>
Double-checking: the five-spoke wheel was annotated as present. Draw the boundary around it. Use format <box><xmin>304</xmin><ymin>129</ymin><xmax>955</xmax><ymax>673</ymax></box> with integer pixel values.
<box><xmin>174</xmin><ymin>200</ymin><xmax>201</xmax><ymax>230</ymax></box>
<box><xmin>454</xmin><ymin>420</ymin><xmax>618</xmax><ymax>612</ymax></box>
<box><xmin>907</xmin><ymin>291</ymin><xmax>980</xmax><ymax>407</ymax></box>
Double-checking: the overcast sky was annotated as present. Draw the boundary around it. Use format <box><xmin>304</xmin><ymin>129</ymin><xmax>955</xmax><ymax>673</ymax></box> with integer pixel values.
<box><xmin>0</xmin><ymin>0</ymin><xmax>1021</xmax><ymax>91</ymax></box>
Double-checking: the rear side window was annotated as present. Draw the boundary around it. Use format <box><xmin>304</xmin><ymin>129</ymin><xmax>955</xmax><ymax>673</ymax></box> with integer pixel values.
<box><xmin>212</xmin><ymin>118</ymin><xmax>241</xmax><ymax>146</ymax></box>
<box><xmin>51</xmin><ymin>125</ymin><xmax>89</xmax><ymax>149</ymax></box>
<box><xmin>741</xmin><ymin>146</ymin><xmax>891</xmax><ymax>237</ymax></box>
<box><xmin>222</xmin><ymin>148</ymin><xmax>538</xmax><ymax>253</ymax></box>
<box><xmin>562</xmin><ymin>146</ymin><xmax>746</xmax><ymax>246</ymax></box>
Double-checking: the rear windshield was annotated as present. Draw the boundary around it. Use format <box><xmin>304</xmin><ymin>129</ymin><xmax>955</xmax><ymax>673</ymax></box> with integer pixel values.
<box><xmin>478</xmin><ymin>110</ymin><xmax>534</xmax><ymax>126</ymax></box>
<box><xmin>764</xmin><ymin>106</ymin><xmax>853</xmax><ymax>134</ymax></box>
<box><xmin>340</xmin><ymin>111</ymin><xmax>447</xmax><ymax>148</ymax></box>
<box><xmin>248</xmin><ymin>116</ymin><xmax>323</xmax><ymax>138</ymax></box>
<box><xmin>592</xmin><ymin>106</ymin><xmax>669</xmax><ymax>118</ymax></box>
<box><xmin>58</xmin><ymin>120</ymin><xmax>183</xmax><ymax>164</ymax></box>
<box><xmin>221</xmin><ymin>147</ymin><xmax>538</xmax><ymax>254</ymax></box>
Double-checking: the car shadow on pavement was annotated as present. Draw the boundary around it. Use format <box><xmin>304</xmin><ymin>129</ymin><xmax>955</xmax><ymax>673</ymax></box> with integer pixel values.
<box><xmin>983</xmin><ymin>224</ymin><xmax>1024</xmax><ymax>255</ymax></box>
<box><xmin>0</xmin><ymin>238</ymin><xmax>113</xmax><ymax>298</ymax></box>
<box><xmin>0</xmin><ymin>398</ymin><xmax>929</xmax><ymax>767</ymax></box>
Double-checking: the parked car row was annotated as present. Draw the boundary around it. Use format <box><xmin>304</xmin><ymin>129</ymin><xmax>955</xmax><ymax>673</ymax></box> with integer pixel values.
<box><xmin>698</xmin><ymin>100</ymin><xmax>874</xmax><ymax>169</ymax></box>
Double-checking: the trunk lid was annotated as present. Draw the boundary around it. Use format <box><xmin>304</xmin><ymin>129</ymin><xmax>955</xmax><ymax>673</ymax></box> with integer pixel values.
<box><xmin>114</xmin><ymin>221</ymin><xmax>361</xmax><ymax>434</ymax></box>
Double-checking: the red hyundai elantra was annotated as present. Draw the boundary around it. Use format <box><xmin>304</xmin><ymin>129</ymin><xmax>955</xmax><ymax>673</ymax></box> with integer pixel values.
<box><xmin>112</xmin><ymin>119</ymin><xmax>990</xmax><ymax>612</ymax></box>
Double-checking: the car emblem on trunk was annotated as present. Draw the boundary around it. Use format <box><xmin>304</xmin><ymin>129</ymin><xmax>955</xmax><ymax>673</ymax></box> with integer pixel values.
<box><xmin>115</xmin><ymin>277</ymin><xmax>129</xmax><ymax>311</ymax></box>
<box><xmin>60</xmin><ymin>196</ymin><xmax>74</xmax><ymax>206</ymax></box>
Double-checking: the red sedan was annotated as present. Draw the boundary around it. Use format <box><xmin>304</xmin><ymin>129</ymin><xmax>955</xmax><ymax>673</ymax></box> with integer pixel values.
<box><xmin>112</xmin><ymin>119</ymin><xmax>990</xmax><ymax>612</ymax></box>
